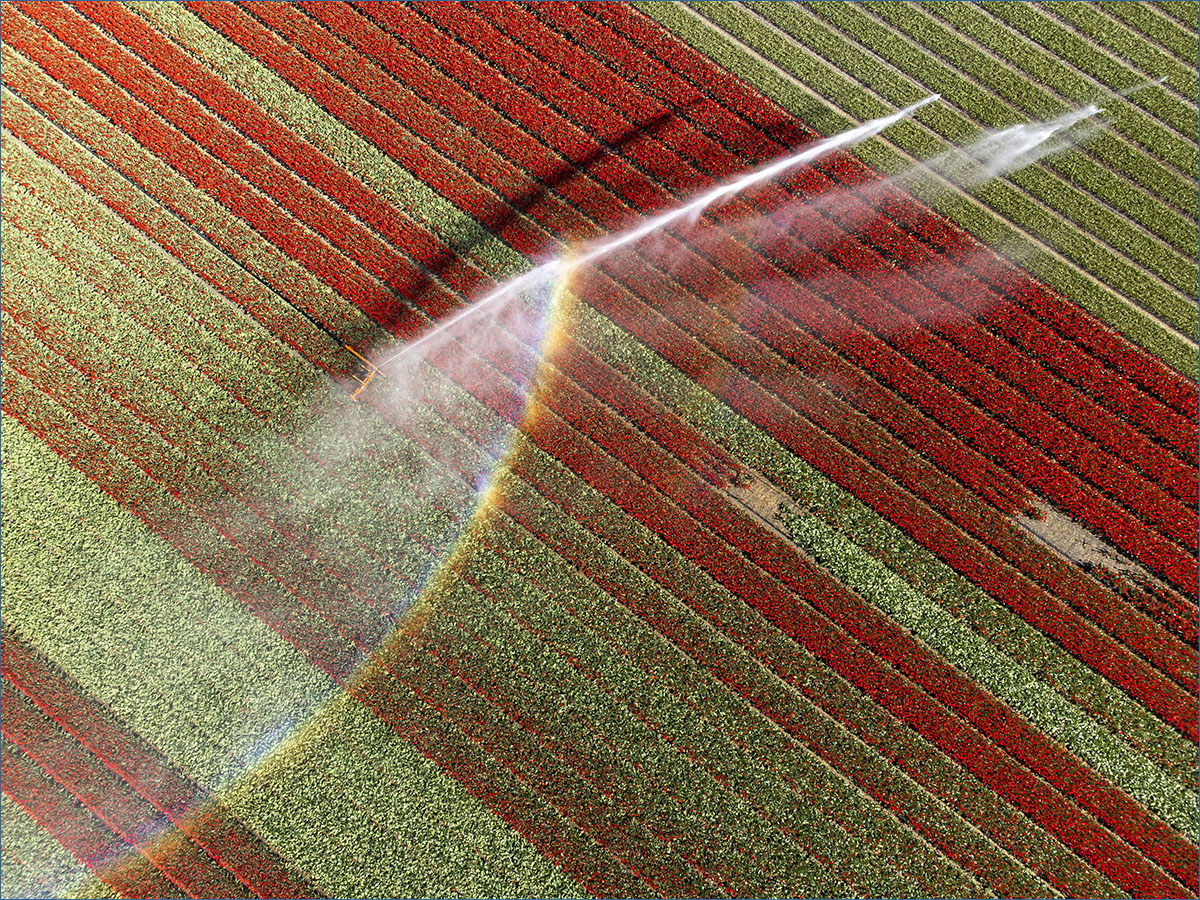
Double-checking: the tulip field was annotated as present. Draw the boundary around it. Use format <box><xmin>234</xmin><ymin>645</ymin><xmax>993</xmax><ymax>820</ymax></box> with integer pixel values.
<box><xmin>1</xmin><ymin>3</ymin><xmax>1197</xmax><ymax>898</ymax></box>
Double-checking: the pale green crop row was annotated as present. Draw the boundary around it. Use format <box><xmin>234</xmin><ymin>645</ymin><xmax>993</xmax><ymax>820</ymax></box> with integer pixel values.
<box><xmin>1106</xmin><ymin>1</ymin><xmax>1200</xmax><ymax>63</ymax></box>
<box><xmin>491</xmin><ymin>431</ymin><xmax>1090</xmax><ymax>897</ymax></box>
<box><xmin>981</xmin><ymin>2</ymin><xmax>1197</xmax><ymax>140</ymax></box>
<box><xmin>1043</xmin><ymin>3</ymin><xmax>1199</xmax><ymax>102</ymax></box>
<box><xmin>860</xmin><ymin>2</ymin><xmax>1197</xmax><ymax>253</ymax></box>
<box><xmin>0</xmin><ymin>794</ymin><xmax>119</xmax><ymax>900</ymax></box>
<box><xmin>923</xmin><ymin>3</ymin><xmax>1198</xmax><ymax>173</ymax></box>
<box><xmin>0</xmin><ymin>411</ymin><xmax>581</xmax><ymax>899</ymax></box>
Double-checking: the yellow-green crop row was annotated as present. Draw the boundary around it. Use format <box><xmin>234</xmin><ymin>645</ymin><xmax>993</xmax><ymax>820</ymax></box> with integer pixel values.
<box><xmin>1042</xmin><ymin>3</ymin><xmax>1198</xmax><ymax>102</ymax></box>
<box><xmin>860</xmin><ymin>2</ymin><xmax>1197</xmax><ymax>253</ymax></box>
<box><xmin>1103</xmin><ymin>1</ymin><xmax>1199</xmax><ymax>62</ymax></box>
<box><xmin>130</xmin><ymin>2</ymin><xmax>526</xmax><ymax>281</ymax></box>
<box><xmin>461</xmin><ymin>472</ymin><xmax>1031</xmax><ymax>897</ymax></box>
<box><xmin>0</xmin><ymin>412</ymin><xmax>581</xmax><ymax>898</ymax></box>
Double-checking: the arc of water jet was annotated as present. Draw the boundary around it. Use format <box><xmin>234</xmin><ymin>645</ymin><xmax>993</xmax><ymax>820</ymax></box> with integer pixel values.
<box><xmin>376</xmin><ymin>95</ymin><xmax>940</xmax><ymax>372</ymax></box>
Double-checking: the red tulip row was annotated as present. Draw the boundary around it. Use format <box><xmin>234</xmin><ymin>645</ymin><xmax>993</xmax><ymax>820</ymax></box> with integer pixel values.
<box><xmin>293</xmin><ymin>1</ymin><xmax>617</xmax><ymax>220</ymax></box>
<box><xmin>1095</xmin><ymin>570</ymin><xmax>1200</xmax><ymax>651</ymax></box>
<box><xmin>184</xmin><ymin>2</ymin><xmax>548</xmax><ymax>263</ymax></box>
<box><xmin>1</xmin><ymin>632</ymin><xmax>322</xmax><ymax>899</ymax></box>
<box><xmin>418</xmin><ymin>1</ymin><xmax>715</xmax><ymax>205</ymax></box>
<box><xmin>345</xmin><ymin>1</ymin><xmax>665</xmax><ymax>219</ymax></box>
<box><xmin>8</xmin><ymin>3</ymin><xmax>431</xmax><ymax>335</ymax></box>
<box><xmin>573</xmin><ymin>261</ymin><xmax>1199</xmax><ymax>717</ymax></box>
<box><xmin>350</xmin><ymin>643</ymin><xmax>651</xmax><ymax>899</ymax></box>
<box><xmin>78</xmin><ymin>1</ymin><xmax>500</xmax><ymax>314</ymax></box>
<box><xmin>518</xmin><ymin>388</ymin><xmax>1193</xmax><ymax>897</ymax></box>
<box><xmin>875</xmin><ymin>183</ymin><xmax>1199</xmax><ymax>419</ymax></box>
<box><xmin>463</xmin><ymin>505</ymin><xmax>976</xmax><ymax>898</ymax></box>
<box><xmin>489</xmin><ymin>456</ymin><xmax>1105</xmax><ymax>898</ymax></box>
<box><xmin>415</xmin><ymin>581</ymin><xmax>751</xmax><ymax>899</ymax></box>
<box><xmin>574</xmin><ymin>0</ymin><xmax>1198</xmax><ymax>419</ymax></box>
<box><xmin>0</xmin><ymin>735</ymin><xmax>179</xmax><ymax>899</ymax></box>
<box><xmin>2</xmin><ymin>685</ymin><xmax>250</xmax><ymax>899</ymax></box>
<box><xmin>764</xmin><ymin>209</ymin><xmax>1196</xmax><ymax>548</ymax></box>
<box><xmin>344</xmin><ymin>4</ymin><xmax>1197</xmax><ymax>606</ymax></box>
<box><xmin>846</xmin><ymin>190</ymin><xmax>1197</xmax><ymax>463</ymax></box>
<box><xmin>465</xmin><ymin>312</ymin><xmax>744</xmax><ymax>488</ymax></box>
<box><xmin>797</xmin><ymin>199</ymin><xmax>1196</xmax><ymax>506</ymax></box>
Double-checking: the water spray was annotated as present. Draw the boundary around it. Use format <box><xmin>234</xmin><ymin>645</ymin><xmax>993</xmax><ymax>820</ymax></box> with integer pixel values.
<box><xmin>374</xmin><ymin>95</ymin><xmax>941</xmax><ymax>374</ymax></box>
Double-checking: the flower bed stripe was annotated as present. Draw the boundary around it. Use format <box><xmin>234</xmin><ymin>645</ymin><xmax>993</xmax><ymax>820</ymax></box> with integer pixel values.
<box><xmin>0</xmin><ymin>54</ymin><xmax>376</xmax><ymax>355</ymax></box>
<box><xmin>181</xmin><ymin>1</ymin><xmax>547</xmax><ymax>262</ymax></box>
<box><xmin>776</xmin><ymin>503</ymin><xmax>1196</xmax><ymax>833</ymax></box>
<box><xmin>482</xmin><ymin>1</ymin><xmax>1196</xmax><ymax>515</ymax></box>
<box><xmin>410</xmin><ymin>583</ymin><xmax>808</xmax><ymax>898</ymax></box>
<box><xmin>0</xmin><ymin>413</ymin><xmax>579</xmax><ymax>899</ymax></box>
<box><xmin>685</xmin><ymin>0</ymin><xmax>1200</xmax><ymax>331</ymax></box>
<box><xmin>1</xmin><ymin>629</ymin><xmax>324</xmax><ymax>900</ymax></box>
<box><xmin>1</xmin><ymin>794</ymin><xmax>118</xmax><ymax>900</ymax></box>
<box><xmin>340</xmin><ymin>0</ymin><xmax>1200</xmax><ymax>619</ymax></box>
<box><xmin>1</xmin><ymin>684</ymin><xmax>250</xmax><ymax>900</ymax></box>
<box><xmin>218</xmin><ymin>691</ymin><xmax>590</xmax><ymax>900</ymax></box>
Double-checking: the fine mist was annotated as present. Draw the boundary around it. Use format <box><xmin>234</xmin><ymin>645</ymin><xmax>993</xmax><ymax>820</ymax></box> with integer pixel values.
<box><xmin>130</xmin><ymin>95</ymin><xmax>1114</xmax><ymax>804</ymax></box>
